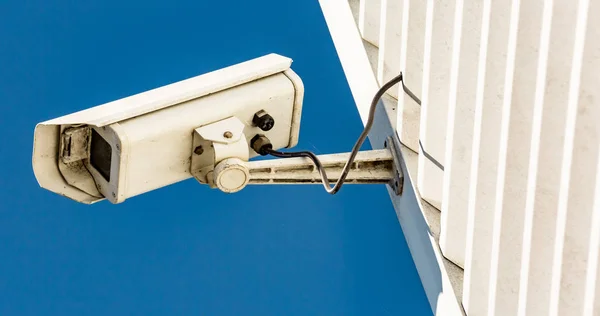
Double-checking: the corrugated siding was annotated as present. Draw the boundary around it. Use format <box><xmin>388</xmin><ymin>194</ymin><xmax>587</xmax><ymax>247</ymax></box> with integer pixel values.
<box><xmin>354</xmin><ymin>0</ymin><xmax>600</xmax><ymax>315</ymax></box>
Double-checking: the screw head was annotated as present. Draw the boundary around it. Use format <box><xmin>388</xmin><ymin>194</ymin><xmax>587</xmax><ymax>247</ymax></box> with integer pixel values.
<box><xmin>223</xmin><ymin>131</ymin><xmax>233</xmax><ymax>139</ymax></box>
<box><xmin>194</xmin><ymin>146</ymin><xmax>204</xmax><ymax>155</ymax></box>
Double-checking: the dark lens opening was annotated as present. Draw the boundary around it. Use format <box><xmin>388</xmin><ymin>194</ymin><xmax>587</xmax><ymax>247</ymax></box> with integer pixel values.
<box><xmin>90</xmin><ymin>129</ymin><xmax>112</xmax><ymax>182</ymax></box>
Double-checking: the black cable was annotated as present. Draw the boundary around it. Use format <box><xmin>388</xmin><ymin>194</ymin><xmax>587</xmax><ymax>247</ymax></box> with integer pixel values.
<box><xmin>265</xmin><ymin>72</ymin><xmax>419</xmax><ymax>194</ymax></box>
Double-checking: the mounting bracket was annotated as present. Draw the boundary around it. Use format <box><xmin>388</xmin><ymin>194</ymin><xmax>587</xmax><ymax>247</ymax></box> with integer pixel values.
<box><xmin>189</xmin><ymin>116</ymin><xmax>404</xmax><ymax>195</ymax></box>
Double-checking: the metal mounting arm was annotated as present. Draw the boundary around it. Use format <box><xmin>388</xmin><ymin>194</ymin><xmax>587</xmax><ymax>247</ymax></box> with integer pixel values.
<box><xmin>247</xmin><ymin>149</ymin><xmax>394</xmax><ymax>185</ymax></box>
<box><xmin>203</xmin><ymin>136</ymin><xmax>404</xmax><ymax>195</ymax></box>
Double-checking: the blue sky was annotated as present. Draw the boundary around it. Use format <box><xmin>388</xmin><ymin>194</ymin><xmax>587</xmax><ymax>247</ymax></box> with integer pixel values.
<box><xmin>0</xmin><ymin>1</ymin><xmax>430</xmax><ymax>315</ymax></box>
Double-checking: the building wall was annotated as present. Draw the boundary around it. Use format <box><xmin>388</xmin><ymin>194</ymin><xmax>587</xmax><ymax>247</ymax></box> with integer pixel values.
<box><xmin>320</xmin><ymin>0</ymin><xmax>600</xmax><ymax>315</ymax></box>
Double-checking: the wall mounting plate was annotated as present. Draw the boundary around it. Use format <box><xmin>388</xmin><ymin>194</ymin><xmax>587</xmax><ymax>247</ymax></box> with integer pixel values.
<box><xmin>385</xmin><ymin>135</ymin><xmax>404</xmax><ymax>196</ymax></box>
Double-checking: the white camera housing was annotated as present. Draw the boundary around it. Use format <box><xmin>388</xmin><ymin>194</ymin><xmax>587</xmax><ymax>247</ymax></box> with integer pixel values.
<box><xmin>32</xmin><ymin>54</ymin><xmax>304</xmax><ymax>204</ymax></box>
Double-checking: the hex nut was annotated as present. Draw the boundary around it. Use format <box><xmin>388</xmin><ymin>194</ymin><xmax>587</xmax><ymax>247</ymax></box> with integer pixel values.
<box><xmin>252</xmin><ymin>110</ymin><xmax>275</xmax><ymax>131</ymax></box>
<box><xmin>250</xmin><ymin>134</ymin><xmax>273</xmax><ymax>156</ymax></box>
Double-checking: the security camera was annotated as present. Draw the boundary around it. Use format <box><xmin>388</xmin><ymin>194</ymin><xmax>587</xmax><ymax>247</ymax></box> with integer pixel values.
<box><xmin>33</xmin><ymin>54</ymin><xmax>305</xmax><ymax>204</ymax></box>
<box><xmin>33</xmin><ymin>54</ymin><xmax>405</xmax><ymax>204</ymax></box>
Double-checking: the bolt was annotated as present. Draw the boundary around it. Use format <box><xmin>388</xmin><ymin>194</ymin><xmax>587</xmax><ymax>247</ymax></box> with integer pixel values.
<box><xmin>112</xmin><ymin>192</ymin><xmax>116</xmax><ymax>198</ymax></box>
<box><xmin>253</xmin><ymin>110</ymin><xmax>275</xmax><ymax>131</ymax></box>
<box><xmin>194</xmin><ymin>146</ymin><xmax>204</xmax><ymax>155</ymax></box>
<box><xmin>223</xmin><ymin>131</ymin><xmax>233</xmax><ymax>139</ymax></box>
<box><xmin>115</xmin><ymin>143</ymin><xmax>120</xmax><ymax>151</ymax></box>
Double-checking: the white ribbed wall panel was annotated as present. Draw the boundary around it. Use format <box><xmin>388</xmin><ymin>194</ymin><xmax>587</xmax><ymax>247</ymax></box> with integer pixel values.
<box><xmin>549</xmin><ymin>1</ymin><xmax>599</xmax><ymax>314</ymax></box>
<box><xmin>377</xmin><ymin>0</ymin><xmax>403</xmax><ymax>99</ymax></box>
<box><xmin>397</xmin><ymin>0</ymin><xmax>426</xmax><ymax>152</ymax></box>
<box><xmin>439</xmin><ymin>0</ymin><xmax>482</xmax><ymax>270</ymax></box>
<box><xmin>417</xmin><ymin>0</ymin><xmax>454</xmax><ymax>210</ymax></box>
<box><xmin>487</xmin><ymin>1</ymin><xmax>541</xmax><ymax>314</ymax></box>
<box><xmin>518</xmin><ymin>1</ymin><xmax>577</xmax><ymax>315</ymax></box>
<box><xmin>322</xmin><ymin>0</ymin><xmax>600</xmax><ymax>314</ymax></box>
<box><xmin>359</xmin><ymin>0</ymin><xmax>381</xmax><ymax>46</ymax></box>
<box><xmin>463</xmin><ymin>0</ymin><xmax>511</xmax><ymax>314</ymax></box>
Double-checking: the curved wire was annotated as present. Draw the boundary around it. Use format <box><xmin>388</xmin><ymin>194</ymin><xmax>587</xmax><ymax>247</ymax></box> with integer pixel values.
<box><xmin>265</xmin><ymin>72</ymin><xmax>419</xmax><ymax>194</ymax></box>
